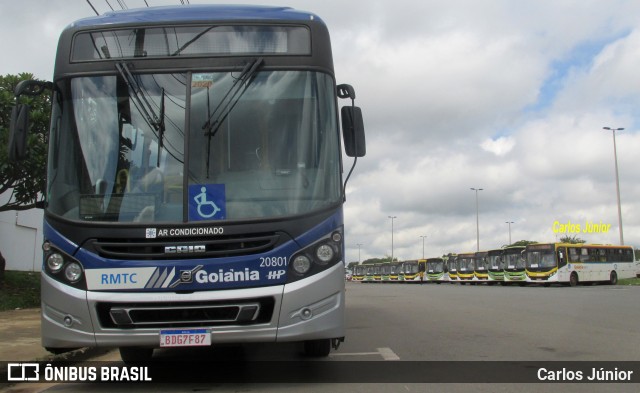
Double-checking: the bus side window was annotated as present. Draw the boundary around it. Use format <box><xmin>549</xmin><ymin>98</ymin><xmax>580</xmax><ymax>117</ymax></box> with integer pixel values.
<box><xmin>568</xmin><ymin>248</ymin><xmax>579</xmax><ymax>263</ymax></box>
<box><xmin>597</xmin><ymin>248</ymin><xmax>606</xmax><ymax>262</ymax></box>
<box><xmin>580</xmin><ymin>248</ymin><xmax>589</xmax><ymax>262</ymax></box>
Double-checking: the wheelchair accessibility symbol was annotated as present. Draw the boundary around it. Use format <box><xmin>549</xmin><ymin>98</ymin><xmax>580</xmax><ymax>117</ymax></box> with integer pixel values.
<box><xmin>188</xmin><ymin>184</ymin><xmax>226</xmax><ymax>221</ymax></box>
<box><xmin>194</xmin><ymin>187</ymin><xmax>220</xmax><ymax>218</ymax></box>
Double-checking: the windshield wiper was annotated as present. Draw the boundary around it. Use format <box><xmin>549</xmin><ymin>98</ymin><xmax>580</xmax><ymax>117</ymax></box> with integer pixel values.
<box><xmin>202</xmin><ymin>58</ymin><xmax>263</xmax><ymax>178</ymax></box>
<box><xmin>202</xmin><ymin>57</ymin><xmax>264</xmax><ymax>139</ymax></box>
<box><xmin>116</xmin><ymin>62</ymin><xmax>165</xmax><ymax>166</ymax></box>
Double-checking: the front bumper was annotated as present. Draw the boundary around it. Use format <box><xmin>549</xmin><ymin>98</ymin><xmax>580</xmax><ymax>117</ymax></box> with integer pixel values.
<box><xmin>42</xmin><ymin>263</ymin><xmax>345</xmax><ymax>348</ymax></box>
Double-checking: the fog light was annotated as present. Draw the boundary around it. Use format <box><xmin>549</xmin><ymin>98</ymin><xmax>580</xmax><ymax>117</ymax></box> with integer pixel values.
<box><xmin>331</xmin><ymin>232</ymin><xmax>342</xmax><ymax>243</ymax></box>
<box><xmin>47</xmin><ymin>253</ymin><xmax>64</xmax><ymax>273</ymax></box>
<box><xmin>63</xmin><ymin>315</ymin><xmax>73</xmax><ymax>327</ymax></box>
<box><xmin>316</xmin><ymin>244</ymin><xmax>334</xmax><ymax>264</ymax></box>
<box><xmin>64</xmin><ymin>262</ymin><xmax>83</xmax><ymax>283</ymax></box>
<box><xmin>292</xmin><ymin>255</ymin><xmax>311</xmax><ymax>274</ymax></box>
<box><xmin>300</xmin><ymin>307</ymin><xmax>312</xmax><ymax>320</ymax></box>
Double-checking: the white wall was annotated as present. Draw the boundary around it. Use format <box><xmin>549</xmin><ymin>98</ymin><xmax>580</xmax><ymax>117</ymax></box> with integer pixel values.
<box><xmin>0</xmin><ymin>194</ymin><xmax>43</xmax><ymax>272</ymax></box>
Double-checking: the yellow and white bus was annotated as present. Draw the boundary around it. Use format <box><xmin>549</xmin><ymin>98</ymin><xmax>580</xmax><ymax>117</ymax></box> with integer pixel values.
<box><xmin>445</xmin><ymin>254</ymin><xmax>458</xmax><ymax>282</ymax></box>
<box><xmin>401</xmin><ymin>260</ymin><xmax>423</xmax><ymax>282</ymax></box>
<box><xmin>352</xmin><ymin>264</ymin><xmax>366</xmax><ymax>282</ymax></box>
<box><xmin>525</xmin><ymin>243</ymin><xmax>637</xmax><ymax>286</ymax></box>
<box><xmin>474</xmin><ymin>251</ymin><xmax>489</xmax><ymax>283</ymax></box>
<box><xmin>456</xmin><ymin>252</ymin><xmax>476</xmax><ymax>284</ymax></box>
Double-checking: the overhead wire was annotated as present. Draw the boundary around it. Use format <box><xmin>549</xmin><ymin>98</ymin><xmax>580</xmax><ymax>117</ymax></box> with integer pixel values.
<box><xmin>86</xmin><ymin>0</ymin><xmax>99</xmax><ymax>15</ymax></box>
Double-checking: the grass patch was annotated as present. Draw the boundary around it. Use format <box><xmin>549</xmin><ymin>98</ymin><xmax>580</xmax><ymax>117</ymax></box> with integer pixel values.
<box><xmin>0</xmin><ymin>271</ymin><xmax>40</xmax><ymax>311</ymax></box>
<box><xmin>618</xmin><ymin>276</ymin><xmax>640</xmax><ymax>286</ymax></box>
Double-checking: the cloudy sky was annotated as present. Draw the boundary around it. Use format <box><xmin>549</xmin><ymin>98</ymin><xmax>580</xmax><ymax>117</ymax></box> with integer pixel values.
<box><xmin>2</xmin><ymin>0</ymin><xmax>640</xmax><ymax>263</ymax></box>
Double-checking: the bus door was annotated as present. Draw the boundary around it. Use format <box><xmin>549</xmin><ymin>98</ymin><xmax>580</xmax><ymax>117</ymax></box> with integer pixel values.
<box><xmin>557</xmin><ymin>246</ymin><xmax>567</xmax><ymax>280</ymax></box>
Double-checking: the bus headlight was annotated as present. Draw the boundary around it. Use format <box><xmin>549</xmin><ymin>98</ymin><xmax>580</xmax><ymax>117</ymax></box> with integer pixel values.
<box><xmin>42</xmin><ymin>241</ymin><xmax>87</xmax><ymax>289</ymax></box>
<box><xmin>316</xmin><ymin>244</ymin><xmax>334</xmax><ymax>264</ymax></box>
<box><xmin>47</xmin><ymin>253</ymin><xmax>65</xmax><ymax>273</ymax></box>
<box><xmin>64</xmin><ymin>262</ymin><xmax>83</xmax><ymax>283</ymax></box>
<box><xmin>287</xmin><ymin>228</ymin><xmax>344</xmax><ymax>283</ymax></box>
<box><xmin>292</xmin><ymin>255</ymin><xmax>312</xmax><ymax>274</ymax></box>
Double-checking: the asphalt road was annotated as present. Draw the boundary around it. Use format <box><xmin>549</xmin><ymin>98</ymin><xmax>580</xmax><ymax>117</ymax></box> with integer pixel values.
<box><xmin>5</xmin><ymin>281</ymin><xmax>640</xmax><ymax>393</ymax></box>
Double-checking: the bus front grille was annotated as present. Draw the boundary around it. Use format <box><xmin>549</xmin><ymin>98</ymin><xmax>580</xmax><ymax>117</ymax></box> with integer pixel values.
<box><xmin>89</xmin><ymin>232</ymin><xmax>280</xmax><ymax>260</ymax></box>
<box><xmin>96</xmin><ymin>297</ymin><xmax>275</xmax><ymax>329</ymax></box>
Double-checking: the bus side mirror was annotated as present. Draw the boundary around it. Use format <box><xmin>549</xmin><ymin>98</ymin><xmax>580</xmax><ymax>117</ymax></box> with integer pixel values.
<box><xmin>341</xmin><ymin>106</ymin><xmax>366</xmax><ymax>157</ymax></box>
<box><xmin>8</xmin><ymin>104</ymin><xmax>30</xmax><ymax>161</ymax></box>
<box><xmin>8</xmin><ymin>80</ymin><xmax>52</xmax><ymax>162</ymax></box>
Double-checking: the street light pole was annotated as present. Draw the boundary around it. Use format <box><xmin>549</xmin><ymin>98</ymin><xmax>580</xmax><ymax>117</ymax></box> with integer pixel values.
<box><xmin>388</xmin><ymin>216</ymin><xmax>397</xmax><ymax>262</ymax></box>
<box><xmin>356</xmin><ymin>243</ymin><xmax>362</xmax><ymax>263</ymax></box>
<box><xmin>603</xmin><ymin>126</ymin><xmax>624</xmax><ymax>245</ymax></box>
<box><xmin>470</xmin><ymin>188</ymin><xmax>483</xmax><ymax>251</ymax></box>
<box><xmin>420</xmin><ymin>236</ymin><xmax>427</xmax><ymax>259</ymax></box>
<box><xmin>505</xmin><ymin>221</ymin><xmax>514</xmax><ymax>245</ymax></box>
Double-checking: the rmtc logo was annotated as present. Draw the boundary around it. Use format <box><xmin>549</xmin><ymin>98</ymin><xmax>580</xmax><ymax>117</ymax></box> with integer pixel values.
<box><xmin>165</xmin><ymin>245</ymin><xmax>206</xmax><ymax>254</ymax></box>
<box><xmin>101</xmin><ymin>273</ymin><xmax>138</xmax><ymax>284</ymax></box>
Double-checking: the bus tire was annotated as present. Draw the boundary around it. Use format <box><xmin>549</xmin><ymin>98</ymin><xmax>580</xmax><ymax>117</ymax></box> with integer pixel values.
<box><xmin>119</xmin><ymin>347</ymin><xmax>153</xmax><ymax>363</ymax></box>
<box><xmin>304</xmin><ymin>339</ymin><xmax>331</xmax><ymax>357</ymax></box>
<box><xmin>569</xmin><ymin>272</ymin><xmax>579</xmax><ymax>287</ymax></box>
<box><xmin>609</xmin><ymin>271</ymin><xmax>618</xmax><ymax>285</ymax></box>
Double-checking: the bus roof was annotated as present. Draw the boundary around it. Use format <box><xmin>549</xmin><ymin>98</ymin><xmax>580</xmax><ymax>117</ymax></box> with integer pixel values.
<box><xmin>68</xmin><ymin>5</ymin><xmax>321</xmax><ymax>29</ymax></box>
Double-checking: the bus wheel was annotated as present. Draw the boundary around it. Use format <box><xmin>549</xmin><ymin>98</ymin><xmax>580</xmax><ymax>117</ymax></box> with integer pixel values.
<box><xmin>119</xmin><ymin>347</ymin><xmax>153</xmax><ymax>363</ymax></box>
<box><xmin>304</xmin><ymin>339</ymin><xmax>331</xmax><ymax>357</ymax></box>
<box><xmin>569</xmin><ymin>272</ymin><xmax>579</xmax><ymax>287</ymax></box>
<box><xmin>609</xmin><ymin>271</ymin><xmax>618</xmax><ymax>285</ymax></box>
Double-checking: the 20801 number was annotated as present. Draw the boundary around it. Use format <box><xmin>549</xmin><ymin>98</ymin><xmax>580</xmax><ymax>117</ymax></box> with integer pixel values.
<box><xmin>260</xmin><ymin>257</ymin><xmax>288</xmax><ymax>267</ymax></box>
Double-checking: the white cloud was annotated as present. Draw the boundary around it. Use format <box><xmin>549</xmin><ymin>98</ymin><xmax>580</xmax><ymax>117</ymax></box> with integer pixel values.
<box><xmin>480</xmin><ymin>137</ymin><xmax>515</xmax><ymax>156</ymax></box>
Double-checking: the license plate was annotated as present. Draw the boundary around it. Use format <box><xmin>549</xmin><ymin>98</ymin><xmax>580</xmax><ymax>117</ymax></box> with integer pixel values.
<box><xmin>159</xmin><ymin>329</ymin><xmax>211</xmax><ymax>347</ymax></box>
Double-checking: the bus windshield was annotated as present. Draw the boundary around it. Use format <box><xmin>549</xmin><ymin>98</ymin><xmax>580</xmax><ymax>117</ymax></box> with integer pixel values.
<box><xmin>504</xmin><ymin>251</ymin><xmax>525</xmax><ymax>269</ymax></box>
<box><xmin>404</xmin><ymin>263</ymin><xmax>418</xmax><ymax>274</ymax></box>
<box><xmin>47</xmin><ymin>70</ymin><xmax>341</xmax><ymax>222</ymax></box>
<box><xmin>459</xmin><ymin>257</ymin><xmax>474</xmax><ymax>271</ymax></box>
<box><xmin>427</xmin><ymin>260</ymin><xmax>443</xmax><ymax>272</ymax></box>
<box><xmin>488</xmin><ymin>254</ymin><xmax>502</xmax><ymax>269</ymax></box>
<box><xmin>526</xmin><ymin>250</ymin><xmax>557</xmax><ymax>268</ymax></box>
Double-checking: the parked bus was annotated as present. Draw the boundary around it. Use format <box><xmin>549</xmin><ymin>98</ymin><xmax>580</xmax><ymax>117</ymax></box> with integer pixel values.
<box><xmin>474</xmin><ymin>251</ymin><xmax>489</xmax><ymax>283</ymax></box>
<box><xmin>362</xmin><ymin>262</ymin><xmax>377</xmax><ymax>282</ymax></box>
<box><xmin>8</xmin><ymin>5</ymin><xmax>365</xmax><ymax>361</ymax></box>
<box><xmin>352</xmin><ymin>264</ymin><xmax>365</xmax><ymax>282</ymax></box>
<box><xmin>425</xmin><ymin>257</ymin><xmax>447</xmax><ymax>283</ymax></box>
<box><xmin>446</xmin><ymin>254</ymin><xmax>459</xmax><ymax>282</ymax></box>
<box><xmin>525</xmin><ymin>243</ymin><xmax>637</xmax><ymax>286</ymax></box>
<box><xmin>503</xmin><ymin>246</ymin><xmax>526</xmax><ymax>284</ymax></box>
<box><xmin>486</xmin><ymin>248</ymin><xmax>505</xmax><ymax>283</ymax></box>
<box><xmin>401</xmin><ymin>260</ymin><xmax>423</xmax><ymax>282</ymax></box>
<box><xmin>389</xmin><ymin>262</ymin><xmax>403</xmax><ymax>281</ymax></box>
<box><xmin>380</xmin><ymin>261</ymin><xmax>392</xmax><ymax>282</ymax></box>
<box><xmin>456</xmin><ymin>252</ymin><xmax>476</xmax><ymax>284</ymax></box>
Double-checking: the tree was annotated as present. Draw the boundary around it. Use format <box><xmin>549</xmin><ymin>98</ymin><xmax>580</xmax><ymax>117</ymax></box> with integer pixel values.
<box><xmin>559</xmin><ymin>235</ymin><xmax>586</xmax><ymax>244</ymax></box>
<box><xmin>504</xmin><ymin>240</ymin><xmax>538</xmax><ymax>248</ymax></box>
<box><xmin>0</xmin><ymin>73</ymin><xmax>50</xmax><ymax>212</ymax></box>
<box><xmin>361</xmin><ymin>256</ymin><xmax>397</xmax><ymax>264</ymax></box>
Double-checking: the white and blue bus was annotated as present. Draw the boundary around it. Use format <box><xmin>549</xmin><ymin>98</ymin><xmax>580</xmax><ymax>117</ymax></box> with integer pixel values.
<box><xmin>9</xmin><ymin>5</ymin><xmax>365</xmax><ymax>361</ymax></box>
